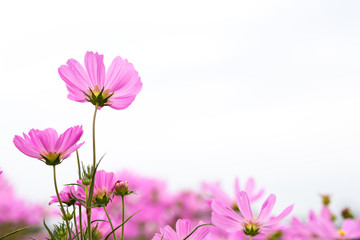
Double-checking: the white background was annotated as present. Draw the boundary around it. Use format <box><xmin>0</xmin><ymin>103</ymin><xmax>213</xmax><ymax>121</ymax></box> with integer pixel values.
<box><xmin>1</xmin><ymin>0</ymin><xmax>359</xmax><ymax>218</ymax></box>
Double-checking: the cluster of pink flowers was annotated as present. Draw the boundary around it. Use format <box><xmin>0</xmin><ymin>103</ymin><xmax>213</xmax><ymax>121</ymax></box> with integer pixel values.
<box><xmin>9</xmin><ymin>51</ymin><xmax>360</xmax><ymax>240</ymax></box>
<box><xmin>0</xmin><ymin>170</ymin><xmax>47</xmax><ymax>237</ymax></box>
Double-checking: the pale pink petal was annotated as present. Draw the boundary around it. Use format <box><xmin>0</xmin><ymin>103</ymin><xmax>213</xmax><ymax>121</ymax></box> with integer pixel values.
<box><xmin>257</xmin><ymin>194</ymin><xmax>276</xmax><ymax>222</ymax></box>
<box><xmin>211</xmin><ymin>200</ymin><xmax>244</xmax><ymax>232</ymax></box>
<box><xmin>236</xmin><ymin>191</ymin><xmax>253</xmax><ymax>219</ymax></box>
<box><xmin>188</xmin><ymin>223</ymin><xmax>211</xmax><ymax>240</ymax></box>
<box><xmin>262</xmin><ymin>204</ymin><xmax>294</xmax><ymax>227</ymax></box>
<box><xmin>84</xmin><ymin>51</ymin><xmax>105</xmax><ymax>88</ymax></box>
<box><xmin>176</xmin><ymin>219</ymin><xmax>191</xmax><ymax>239</ymax></box>
<box><xmin>13</xmin><ymin>135</ymin><xmax>40</xmax><ymax>158</ymax></box>
<box><xmin>163</xmin><ymin>225</ymin><xmax>179</xmax><ymax>240</ymax></box>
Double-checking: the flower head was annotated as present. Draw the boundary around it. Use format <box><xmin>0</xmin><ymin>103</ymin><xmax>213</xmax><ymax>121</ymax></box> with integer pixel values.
<box><xmin>13</xmin><ymin>126</ymin><xmax>84</xmax><ymax>165</ymax></box>
<box><xmin>77</xmin><ymin>170</ymin><xmax>117</xmax><ymax>206</ymax></box>
<box><xmin>211</xmin><ymin>191</ymin><xmax>293</xmax><ymax>238</ymax></box>
<box><xmin>49</xmin><ymin>185</ymin><xmax>77</xmax><ymax>206</ymax></box>
<box><xmin>203</xmin><ymin>177</ymin><xmax>264</xmax><ymax>211</ymax></box>
<box><xmin>58</xmin><ymin>51</ymin><xmax>142</xmax><ymax>110</ymax></box>
<box><xmin>152</xmin><ymin>219</ymin><xmax>211</xmax><ymax>240</ymax></box>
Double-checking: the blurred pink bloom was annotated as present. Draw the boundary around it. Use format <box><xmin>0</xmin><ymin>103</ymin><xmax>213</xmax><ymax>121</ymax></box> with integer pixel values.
<box><xmin>211</xmin><ymin>191</ymin><xmax>293</xmax><ymax>238</ymax></box>
<box><xmin>49</xmin><ymin>185</ymin><xmax>77</xmax><ymax>206</ymax></box>
<box><xmin>152</xmin><ymin>219</ymin><xmax>211</xmax><ymax>240</ymax></box>
<box><xmin>203</xmin><ymin>177</ymin><xmax>264</xmax><ymax>208</ymax></box>
<box><xmin>13</xmin><ymin>126</ymin><xmax>84</xmax><ymax>165</ymax></box>
<box><xmin>0</xmin><ymin>171</ymin><xmax>47</xmax><ymax>226</ymax></box>
<box><xmin>59</xmin><ymin>51</ymin><xmax>142</xmax><ymax>110</ymax></box>
<box><xmin>283</xmin><ymin>206</ymin><xmax>360</xmax><ymax>240</ymax></box>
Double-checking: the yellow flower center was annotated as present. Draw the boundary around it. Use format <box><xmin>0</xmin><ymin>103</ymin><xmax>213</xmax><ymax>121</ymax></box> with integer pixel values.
<box><xmin>338</xmin><ymin>229</ymin><xmax>346</xmax><ymax>237</ymax></box>
<box><xmin>86</xmin><ymin>85</ymin><xmax>112</xmax><ymax>99</ymax></box>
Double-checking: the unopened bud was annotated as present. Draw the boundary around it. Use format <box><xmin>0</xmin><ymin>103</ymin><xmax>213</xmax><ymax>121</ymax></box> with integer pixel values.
<box><xmin>321</xmin><ymin>195</ymin><xmax>331</xmax><ymax>206</ymax></box>
<box><xmin>341</xmin><ymin>208</ymin><xmax>354</xmax><ymax>219</ymax></box>
<box><xmin>114</xmin><ymin>181</ymin><xmax>130</xmax><ymax>196</ymax></box>
<box><xmin>82</xmin><ymin>178</ymin><xmax>91</xmax><ymax>186</ymax></box>
<box><xmin>62</xmin><ymin>212</ymin><xmax>73</xmax><ymax>221</ymax></box>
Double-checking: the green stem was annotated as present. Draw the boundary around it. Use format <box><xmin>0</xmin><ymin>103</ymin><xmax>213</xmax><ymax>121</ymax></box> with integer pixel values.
<box><xmin>76</xmin><ymin>150</ymin><xmax>83</xmax><ymax>240</ymax></box>
<box><xmin>73</xmin><ymin>206</ymin><xmax>79</xmax><ymax>240</ymax></box>
<box><xmin>92</xmin><ymin>103</ymin><xmax>98</xmax><ymax>169</ymax></box>
<box><xmin>87</xmin><ymin>103</ymin><xmax>98</xmax><ymax>240</ymax></box>
<box><xmin>104</xmin><ymin>206</ymin><xmax>117</xmax><ymax>240</ymax></box>
<box><xmin>53</xmin><ymin>165</ymin><xmax>72</xmax><ymax>239</ymax></box>
<box><xmin>121</xmin><ymin>196</ymin><xmax>125</xmax><ymax>240</ymax></box>
<box><xmin>250</xmin><ymin>236</ymin><xmax>253</xmax><ymax>240</ymax></box>
<box><xmin>86</xmin><ymin>185</ymin><xmax>92</xmax><ymax>240</ymax></box>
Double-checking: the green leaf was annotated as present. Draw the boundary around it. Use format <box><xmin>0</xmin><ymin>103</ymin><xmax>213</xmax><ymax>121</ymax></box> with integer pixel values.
<box><xmin>104</xmin><ymin>210</ymin><xmax>141</xmax><ymax>240</ymax></box>
<box><xmin>0</xmin><ymin>223</ymin><xmax>37</xmax><ymax>240</ymax></box>
<box><xmin>182</xmin><ymin>223</ymin><xmax>212</xmax><ymax>240</ymax></box>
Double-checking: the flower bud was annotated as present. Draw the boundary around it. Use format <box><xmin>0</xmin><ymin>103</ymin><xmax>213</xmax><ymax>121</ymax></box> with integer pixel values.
<box><xmin>321</xmin><ymin>194</ymin><xmax>331</xmax><ymax>206</ymax></box>
<box><xmin>62</xmin><ymin>212</ymin><xmax>73</xmax><ymax>221</ymax></box>
<box><xmin>82</xmin><ymin>178</ymin><xmax>91</xmax><ymax>186</ymax></box>
<box><xmin>114</xmin><ymin>181</ymin><xmax>130</xmax><ymax>196</ymax></box>
<box><xmin>341</xmin><ymin>208</ymin><xmax>354</xmax><ymax>219</ymax></box>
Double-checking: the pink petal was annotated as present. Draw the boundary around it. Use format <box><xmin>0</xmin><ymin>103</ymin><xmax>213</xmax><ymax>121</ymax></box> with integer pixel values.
<box><xmin>163</xmin><ymin>225</ymin><xmax>179</xmax><ymax>240</ymax></box>
<box><xmin>236</xmin><ymin>191</ymin><xmax>253</xmax><ymax>220</ymax></box>
<box><xmin>262</xmin><ymin>204</ymin><xmax>294</xmax><ymax>227</ymax></box>
<box><xmin>176</xmin><ymin>219</ymin><xmax>191</xmax><ymax>239</ymax></box>
<box><xmin>257</xmin><ymin>194</ymin><xmax>276</xmax><ymax>222</ymax></box>
<box><xmin>211</xmin><ymin>200</ymin><xmax>243</xmax><ymax>232</ymax></box>
<box><xmin>84</xmin><ymin>51</ymin><xmax>105</xmax><ymax>88</ymax></box>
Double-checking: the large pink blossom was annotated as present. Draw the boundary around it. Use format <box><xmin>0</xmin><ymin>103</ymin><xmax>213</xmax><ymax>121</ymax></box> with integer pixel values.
<box><xmin>58</xmin><ymin>51</ymin><xmax>142</xmax><ymax>110</ymax></box>
<box><xmin>152</xmin><ymin>219</ymin><xmax>211</xmax><ymax>240</ymax></box>
<box><xmin>13</xmin><ymin>126</ymin><xmax>84</xmax><ymax>165</ymax></box>
<box><xmin>211</xmin><ymin>191</ymin><xmax>293</xmax><ymax>238</ymax></box>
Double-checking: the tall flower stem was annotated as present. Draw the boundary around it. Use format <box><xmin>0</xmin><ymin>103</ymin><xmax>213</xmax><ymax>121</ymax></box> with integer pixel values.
<box><xmin>53</xmin><ymin>165</ymin><xmax>72</xmax><ymax>239</ymax></box>
<box><xmin>86</xmin><ymin>185</ymin><xmax>92</xmax><ymax>240</ymax></box>
<box><xmin>92</xmin><ymin>103</ymin><xmax>98</xmax><ymax>168</ymax></box>
<box><xmin>76</xmin><ymin>150</ymin><xmax>83</xmax><ymax>240</ymax></box>
<box><xmin>73</xmin><ymin>206</ymin><xmax>79</xmax><ymax>240</ymax></box>
<box><xmin>87</xmin><ymin>103</ymin><xmax>99</xmax><ymax>240</ymax></box>
<box><xmin>121</xmin><ymin>196</ymin><xmax>125</xmax><ymax>240</ymax></box>
<box><xmin>103</xmin><ymin>206</ymin><xmax>117</xmax><ymax>240</ymax></box>
<box><xmin>250</xmin><ymin>237</ymin><xmax>252</xmax><ymax>240</ymax></box>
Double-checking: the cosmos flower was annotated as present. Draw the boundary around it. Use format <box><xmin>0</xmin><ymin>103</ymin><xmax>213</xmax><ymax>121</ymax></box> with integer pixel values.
<box><xmin>211</xmin><ymin>191</ymin><xmax>293</xmax><ymax>238</ymax></box>
<box><xmin>77</xmin><ymin>170</ymin><xmax>118</xmax><ymax>206</ymax></box>
<box><xmin>152</xmin><ymin>219</ymin><xmax>211</xmax><ymax>240</ymax></box>
<box><xmin>58</xmin><ymin>51</ymin><xmax>142</xmax><ymax>110</ymax></box>
<box><xmin>49</xmin><ymin>185</ymin><xmax>77</xmax><ymax>206</ymax></box>
<box><xmin>13</xmin><ymin>126</ymin><xmax>84</xmax><ymax>165</ymax></box>
<box><xmin>203</xmin><ymin>177</ymin><xmax>264</xmax><ymax>209</ymax></box>
<box><xmin>283</xmin><ymin>206</ymin><xmax>360</xmax><ymax>240</ymax></box>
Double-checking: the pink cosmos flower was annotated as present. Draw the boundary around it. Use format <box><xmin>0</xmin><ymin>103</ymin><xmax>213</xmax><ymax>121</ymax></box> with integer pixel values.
<box><xmin>152</xmin><ymin>219</ymin><xmax>211</xmax><ymax>240</ymax></box>
<box><xmin>58</xmin><ymin>51</ymin><xmax>142</xmax><ymax>110</ymax></box>
<box><xmin>203</xmin><ymin>177</ymin><xmax>264</xmax><ymax>208</ymax></box>
<box><xmin>13</xmin><ymin>126</ymin><xmax>84</xmax><ymax>165</ymax></box>
<box><xmin>211</xmin><ymin>191</ymin><xmax>293</xmax><ymax>238</ymax></box>
<box><xmin>283</xmin><ymin>206</ymin><xmax>360</xmax><ymax>240</ymax></box>
<box><xmin>49</xmin><ymin>185</ymin><xmax>77</xmax><ymax>206</ymax></box>
<box><xmin>77</xmin><ymin>170</ymin><xmax>117</xmax><ymax>206</ymax></box>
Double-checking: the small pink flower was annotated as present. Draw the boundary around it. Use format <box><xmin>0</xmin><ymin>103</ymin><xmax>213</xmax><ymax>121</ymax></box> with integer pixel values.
<box><xmin>152</xmin><ymin>219</ymin><xmax>211</xmax><ymax>240</ymax></box>
<box><xmin>59</xmin><ymin>51</ymin><xmax>142</xmax><ymax>110</ymax></box>
<box><xmin>77</xmin><ymin>170</ymin><xmax>117</xmax><ymax>206</ymax></box>
<box><xmin>49</xmin><ymin>185</ymin><xmax>77</xmax><ymax>206</ymax></box>
<box><xmin>13</xmin><ymin>126</ymin><xmax>84</xmax><ymax>165</ymax></box>
<box><xmin>211</xmin><ymin>191</ymin><xmax>293</xmax><ymax>238</ymax></box>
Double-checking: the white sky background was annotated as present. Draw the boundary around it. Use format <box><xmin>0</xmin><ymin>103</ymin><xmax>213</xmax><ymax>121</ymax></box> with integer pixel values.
<box><xmin>0</xmin><ymin>0</ymin><xmax>360</xmax><ymax>218</ymax></box>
